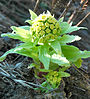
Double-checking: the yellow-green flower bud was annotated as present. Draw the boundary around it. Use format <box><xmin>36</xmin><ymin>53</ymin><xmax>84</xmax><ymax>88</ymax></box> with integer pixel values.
<box><xmin>38</xmin><ymin>22</ymin><xmax>44</xmax><ymax>26</ymax></box>
<box><xmin>51</xmin><ymin>35</ymin><xmax>55</xmax><ymax>39</ymax></box>
<box><xmin>45</xmin><ymin>28</ymin><xmax>51</xmax><ymax>34</ymax></box>
<box><xmin>53</xmin><ymin>29</ymin><xmax>57</xmax><ymax>34</ymax></box>
<box><xmin>45</xmin><ymin>22</ymin><xmax>50</xmax><ymax>27</ymax></box>
<box><xmin>57</xmin><ymin>77</ymin><xmax>61</xmax><ymax>83</ymax></box>
<box><xmin>40</xmin><ymin>14</ymin><xmax>47</xmax><ymax>21</ymax></box>
<box><xmin>42</xmin><ymin>25</ymin><xmax>46</xmax><ymax>30</ymax></box>
<box><xmin>50</xmin><ymin>24</ymin><xmax>55</xmax><ymax>29</ymax></box>
<box><xmin>55</xmin><ymin>23</ymin><xmax>60</xmax><ymax>29</ymax></box>
<box><xmin>37</xmin><ymin>26</ymin><xmax>41</xmax><ymax>32</ymax></box>
<box><xmin>45</xmin><ymin>71</ymin><xmax>62</xmax><ymax>88</ymax></box>
<box><xmin>39</xmin><ymin>30</ymin><xmax>45</xmax><ymax>36</ymax></box>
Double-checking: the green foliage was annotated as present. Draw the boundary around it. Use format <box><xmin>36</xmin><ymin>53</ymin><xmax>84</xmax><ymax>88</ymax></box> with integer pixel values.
<box><xmin>57</xmin><ymin>35</ymin><xmax>81</xmax><ymax>44</ymax></box>
<box><xmin>50</xmin><ymin>40</ymin><xmax>62</xmax><ymax>55</ymax></box>
<box><xmin>39</xmin><ymin>44</ymin><xmax>50</xmax><ymax>70</ymax></box>
<box><xmin>1</xmin><ymin>26</ymin><xmax>31</xmax><ymax>42</ymax></box>
<box><xmin>59</xmin><ymin>22</ymin><xmax>87</xmax><ymax>35</ymax></box>
<box><xmin>74</xmin><ymin>58</ymin><xmax>83</xmax><ymax>68</ymax></box>
<box><xmin>61</xmin><ymin>45</ymin><xmax>90</xmax><ymax>62</ymax></box>
<box><xmin>0</xmin><ymin>10</ymin><xmax>90</xmax><ymax>92</ymax></box>
<box><xmin>29</xmin><ymin>9</ymin><xmax>37</xmax><ymax>20</ymax></box>
<box><xmin>50</xmin><ymin>54</ymin><xmax>70</xmax><ymax>67</ymax></box>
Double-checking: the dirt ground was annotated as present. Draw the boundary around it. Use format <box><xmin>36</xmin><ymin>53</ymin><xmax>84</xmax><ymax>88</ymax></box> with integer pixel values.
<box><xmin>0</xmin><ymin>0</ymin><xmax>90</xmax><ymax>99</ymax></box>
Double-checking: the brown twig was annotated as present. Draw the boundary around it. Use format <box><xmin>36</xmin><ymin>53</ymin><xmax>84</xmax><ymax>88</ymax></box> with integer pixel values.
<box><xmin>68</xmin><ymin>0</ymin><xmax>88</xmax><ymax>23</ymax></box>
<box><xmin>59</xmin><ymin>0</ymin><xmax>73</xmax><ymax>18</ymax></box>
<box><xmin>34</xmin><ymin>0</ymin><xmax>41</xmax><ymax>13</ymax></box>
<box><xmin>80</xmin><ymin>0</ymin><xmax>88</xmax><ymax>11</ymax></box>
<box><xmin>68</xmin><ymin>8</ymin><xmax>79</xmax><ymax>23</ymax></box>
<box><xmin>76</xmin><ymin>12</ymin><xmax>90</xmax><ymax>26</ymax></box>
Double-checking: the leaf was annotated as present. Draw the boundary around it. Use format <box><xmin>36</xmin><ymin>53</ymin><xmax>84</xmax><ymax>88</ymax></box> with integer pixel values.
<box><xmin>1</xmin><ymin>26</ymin><xmax>31</xmax><ymax>42</ymax></box>
<box><xmin>49</xmin><ymin>40</ymin><xmax>62</xmax><ymax>55</ymax></box>
<box><xmin>25</xmin><ymin>20</ymin><xmax>33</xmax><ymax>25</ymax></box>
<box><xmin>65</xmin><ymin>26</ymin><xmax>87</xmax><ymax>33</ymax></box>
<box><xmin>74</xmin><ymin>58</ymin><xmax>83</xmax><ymax>68</ymax></box>
<box><xmin>0</xmin><ymin>42</ymin><xmax>39</xmax><ymax>62</ymax></box>
<box><xmin>19</xmin><ymin>26</ymin><xmax>30</xmax><ymax>31</ymax></box>
<box><xmin>61</xmin><ymin>45</ymin><xmax>90</xmax><ymax>62</ymax></box>
<box><xmin>80</xmin><ymin>50</ymin><xmax>90</xmax><ymax>58</ymax></box>
<box><xmin>60</xmin><ymin>22</ymin><xmax>70</xmax><ymax>35</ymax></box>
<box><xmin>49</xmin><ymin>62</ymin><xmax>59</xmax><ymax>70</ymax></box>
<box><xmin>1</xmin><ymin>33</ymin><xmax>28</xmax><ymax>42</ymax></box>
<box><xmin>39</xmin><ymin>69</ymin><xmax>52</xmax><ymax>72</ymax></box>
<box><xmin>29</xmin><ymin>9</ymin><xmax>37</xmax><ymax>20</ymax></box>
<box><xmin>58</xmin><ymin>17</ymin><xmax>64</xmax><ymax>23</ymax></box>
<box><xmin>28</xmin><ymin>63</ymin><xmax>39</xmax><ymax>69</ymax></box>
<box><xmin>57</xmin><ymin>35</ymin><xmax>81</xmax><ymax>44</ymax></box>
<box><xmin>60</xmin><ymin>22</ymin><xmax>87</xmax><ymax>35</ymax></box>
<box><xmin>39</xmin><ymin>44</ymin><xmax>50</xmax><ymax>70</ymax></box>
<box><xmin>51</xmin><ymin>54</ymin><xmax>70</xmax><ymax>67</ymax></box>
<box><xmin>10</xmin><ymin>26</ymin><xmax>32</xmax><ymax>42</ymax></box>
<box><xmin>58</xmin><ymin>71</ymin><xmax>70</xmax><ymax>77</ymax></box>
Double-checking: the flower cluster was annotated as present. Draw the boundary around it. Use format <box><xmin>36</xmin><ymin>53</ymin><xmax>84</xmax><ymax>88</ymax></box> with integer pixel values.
<box><xmin>46</xmin><ymin>71</ymin><xmax>61</xmax><ymax>88</ymax></box>
<box><xmin>30</xmin><ymin>12</ymin><xmax>61</xmax><ymax>43</ymax></box>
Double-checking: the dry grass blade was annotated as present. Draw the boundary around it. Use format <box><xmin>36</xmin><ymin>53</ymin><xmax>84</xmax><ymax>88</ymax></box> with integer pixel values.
<box><xmin>68</xmin><ymin>9</ymin><xmax>77</xmax><ymax>23</ymax></box>
<box><xmin>34</xmin><ymin>0</ymin><xmax>41</xmax><ymax>13</ymax></box>
<box><xmin>76</xmin><ymin>12</ymin><xmax>90</xmax><ymax>26</ymax></box>
<box><xmin>68</xmin><ymin>0</ymin><xmax>88</xmax><ymax>23</ymax></box>
<box><xmin>82</xmin><ymin>0</ymin><xmax>88</xmax><ymax>10</ymax></box>
<box><xmin>59</xmin><ymin>0</ymin><xmax>73</xmax><ymax>18</ymax></box>
<box><xmin>80</xmin><ymin>0</ymin><xmax>85</xmax><ymax>4</ymax></box>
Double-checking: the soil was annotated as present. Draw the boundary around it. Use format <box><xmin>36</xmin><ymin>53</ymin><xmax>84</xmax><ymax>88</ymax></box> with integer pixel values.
<box><xmin>0</xmin><ymin>0</ymin><xmax>90</xmax><ymax>99</ymax></box>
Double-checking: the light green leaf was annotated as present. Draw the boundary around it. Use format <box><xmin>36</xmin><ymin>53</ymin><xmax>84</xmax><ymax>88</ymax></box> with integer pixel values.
<box><xmin>60</xmin><ymin>22</ymin><xmax>70</xmax><ymax>35</ymax></box>
<box><xmin>39</xmin><ymin>69</ymin><xmax>52</xmax><ymax>72</ymax></box>
<box><xmin>80</xmin><ymin>50</ymin><xmax>90</xmax><ymax>58</ymax></box>
<box><xmin>57</xmin><ymin>35</ymin><xmax>81</xmax><ymax>44</ymax></box>
<box><xmin>39</xmin><ymin>44</ymin><xmax>50</xmax><ymax>70</ymax></box>
<box><xmin>60</xmin><ymin>22</ymin><xmax>87</xmax><ymax>35</ymax></box>
<box><xmin>29</xmin><ymin>9</ymin><xmax>37</xmax><ymax>20</ymax></box>
<box><xmin>58</xmin><ymin>17</ymin><xmax>64</xmax><ymax>23</ymax></box>
<box><xmin>1</xmin><ymin>33</ymin><xmax>29</xmax><ymax>42</ymax></box>
<box><xmin>59</xmin><ymin>67</ymin><xmax>70</xmax><ymax>72</ymax></box>
<box><xmin>61</xmin><ymin>45</ymin><xmax>90</xmax><ymax>62</ymax></box>
<box><xmin>0</xmin><ymin>42</ymin><xmax>39</xmax><ymax>62</ymax></box>
<box><xmin>51</xmin><ymin>54</ymin><xmax>70</xmax><ymax>67</ymax></box>
<box><xmin>65</xmin><ymin>26</ymin><xmax>87</xmax><ymax>33</ymax></box>
<box><xmin>58</xmin><ymin>71</ymin><xmax>70</xmax><ymax>77</ymax></box>
<box><xmin>10</xmin><ymin>26</ymin><xmax>32</xmax><ymax>42</ymax></box>
<box><xmin>25</xmin><ymin>20</ymin><xmax>33</xmax><ymax>25</ymax></box>
<box><xmin>74</xmin><ymin>58</ymin><xmax>83</xmax><ymax>68</ymax></box>
<box><xmin>1</xmin><ymin>33</ymin><xmax>22</xmax><ymax>40</ymax></box>
<box><xmin>28</xmin><ymin>63</ymin><xmax>39</xmax><ymax>69</ymax></box>
<box><xmin>19</xmin><ymin>26</ymin><xmax>30</xmax><ymax>31</ymax></box>
<box><xmin>49</xmin><ymin>40</ymin><xmax>62</xmax><ymax>55</ymax></box>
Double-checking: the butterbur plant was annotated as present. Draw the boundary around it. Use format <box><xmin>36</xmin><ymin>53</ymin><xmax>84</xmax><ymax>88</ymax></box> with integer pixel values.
<box><xmin>0</xmin><ymin>10</ymin><xmax>90</xmax><ymax>92</ymax></box>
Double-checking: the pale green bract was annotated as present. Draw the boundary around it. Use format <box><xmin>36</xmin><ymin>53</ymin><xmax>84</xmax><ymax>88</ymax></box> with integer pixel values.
<box><xmin>0</xmin><ymin>10</ymin><xmax>90</xmax><ymax>91</ymax></box>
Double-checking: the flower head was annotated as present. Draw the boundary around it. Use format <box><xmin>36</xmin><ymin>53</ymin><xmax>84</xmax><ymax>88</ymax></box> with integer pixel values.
<box><xmin>46</xmin><ymin>71</ymin><xmax>61</xmax><ymax>88</ymax></box>
<box><xmin>30</xmin><ymin>11</ymin><xmax>61</xmax><ymax>43</ymax></box>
